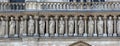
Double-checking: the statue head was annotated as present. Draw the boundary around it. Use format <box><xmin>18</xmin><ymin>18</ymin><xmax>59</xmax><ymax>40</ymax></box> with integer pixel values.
<box><xmin>89</xmin><ymin>17</ymin><xmax>92</xmax><ymax>20</ymax></box>
<box><xmin>70</xmin><ymin>17</ymin><xmax>73</xmax><ymax>20</ymax></box>
<box><xmin>29</xmin><ymin>16</ymin><xmax>33</xmax><ymax>19</ymax></box>
<box><xmin>60</xmin><ymin>17</ymin><xmax>64</xmax><ymax>20</ymax></box>
<box><xmin>98</xmin><ymin>17</ymin><xmax>102</xmax><ymax>20</ymax></box>
<box><xmin>108</xmin><ymin>16</ymin><xmax>112</xmax><ymax>20</ymax></box>
<box><xmin>50</xmin><ymin>17</ymin><xmax>53</xmax><ymax>20</ymax></box>
<box><xmin>10</xmin><ymin>17</ymin><xmax>14</xmax><ymax>20</ymax></box>
<box><xmin>0</xmin><ymin>17</ymin><xmax>4</xmax><ymax>20</ymax></box>
<box><xmin>118</xmin><ymin>17</ymin><xmax>120</xmax><ymax>20</ymax></box>
<box><xmin>20</xmin><ymin>17</ymin><xmax>23</xmax><ymax>20</ymax></box>
<box><xmin>79</xmin><ymin>17</ymin><xmax>82</xmax><ymax>20</ymax></box>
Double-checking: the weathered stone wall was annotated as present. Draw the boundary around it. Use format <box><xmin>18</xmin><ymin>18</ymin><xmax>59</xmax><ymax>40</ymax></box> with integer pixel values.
<box><xmin>0</xmin><ymin>38</ymin><xmax>119</xmax><ymax>46</ymax></box>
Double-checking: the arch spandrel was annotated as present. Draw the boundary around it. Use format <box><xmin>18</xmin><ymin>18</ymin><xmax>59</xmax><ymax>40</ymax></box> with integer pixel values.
<box><xmin>69</xmin><ymin>41</ymin><xmax>91</xmax><ymax>46</ymax></box>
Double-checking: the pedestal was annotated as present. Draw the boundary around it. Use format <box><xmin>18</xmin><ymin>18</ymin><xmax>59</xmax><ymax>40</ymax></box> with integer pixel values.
<box><xmin>83</xmin><ymin>33</ymin><xmax>87</xmax><ymax>37</ymax></box>
<box><xmin>103</xmin><ymin>33</ymin><xmax>107</xmax><ymax>37</ymax></box>
<box><xmin>74</xmin><ymin>33</ymin><xmax>78</xmax><ymax>37</ymax></box>
<box><xmin>45</xmin><ymin>33</ymin><xmax>49</xmax><ymax>37</ymax></box>
<box><xmin>55</xmin><ymin>33</ymin><xmax>59</xmax><ymax>37</ymax></box>
<box><xmin>93</xmin><ymin>33</ymin><xmax>97</xmax><ymax>37</ymax></box>
<box><xmin>113</xmin><ymin>33</ymin><xmax>117</xmax><ymax>37</ymax></box>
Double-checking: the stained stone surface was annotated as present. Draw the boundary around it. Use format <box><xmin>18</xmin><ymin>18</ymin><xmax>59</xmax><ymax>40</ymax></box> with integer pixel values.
<box><xmin>0</xmin><ymin>37</ymin><xmax>119</xmax><ymax>46</ymax></box>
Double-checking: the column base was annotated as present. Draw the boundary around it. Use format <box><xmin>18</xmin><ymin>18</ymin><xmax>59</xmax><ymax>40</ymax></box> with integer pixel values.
<box><xmin>55</xmin><ymin>33</ymin><xmax>59</xmax><ymax>37</ymax></box>
<box><xmin>93</xmin><ymin>33</ymin><xmax>98</xmax><ymax>37</ymax></box>
<box><xmin>68</xmin><ymin>34</ymin><xmax>73</xmax><ymax>36</ymax></box>
<box><xmin>64</xmin><ymin>34</ymin><xmax>68</xmax><ymax>37</ymax></box>
<box><xmin>45</xmin><ymin>33</ymin><xmax>49</xmax><ymax>37</ymax></box>
<box><xmin>74</xmin><ymin>33</ymin><xmax>78</xmax><ymax>37</ymax></box>
<box><xmin>103</xmin><ymin>33</ymin><xmax>107</xmax><ymax>37</ymax></box>
<box><xmin>59</xmin><ymin>35</ymin><xmax>64</xmax><ymax>37</ymax></box>
<box><xmin>22</xmin><ymin>34</ymin><xmax>27</xmax><ymax>37</ymax></box>
<box><xmin>83</xmin><ymin>33</ymin><xmax>87</xmax><ymax>37</ymax></box>
<box><xmin>34</xmin><ymin>34</ymin><xmax>39</xmax><ymax>37</ymax></box>
<box><xmin>14</xmin><ymin>34</ymin><xmax>19</xmax><ymax>38</ymax></box>
<box><xmin>113</xmin><ymin>33</ymin><xmax>117</xmax><ymax>37</ymax></box>
<box><xmin>4</xmin><ymin>35</ymin><xmax>8</xmax><ymax>38</ymax></box>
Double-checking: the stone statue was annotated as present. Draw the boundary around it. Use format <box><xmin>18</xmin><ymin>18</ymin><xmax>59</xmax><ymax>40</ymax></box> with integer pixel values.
<box><xmin>28</xmin><ymin>16</ymin><xmax>34</xmax><ymax>36</ymax></box>
<box><xmin>59</xmin><ymin>17</ymin><xmax>65</xmax><ymax>35</ymax></box>
<box><xmin>49</xmin><ymin>17</ymin><xmax>55</xmax><ymax>35</ymax></box>
<box><xmin>117</xmin><ymin>17</ymin><xmax>120</xmax><ymax>35</ymax></box>
<box><xmin>88</xmin><ymin>17</ymin><xmax>94</xmax><ymax>36</ymax></box>
<box><xmin>107</xmin><ymin>16</ymin><xmax>113</xmax><ymax>36</ymax></box>
<box><xmin>78</xmin><ymin>17</ymin><xmax>84</xmax><ymax>36</ymax></box>
<box><xmin>39</xmin><ymin>17</ymin><xmax>45</xmax><ymax>35</ymax></box>
<box><xmin>9</xmin><ymin>17</ymin><xmax>16</xmax><ymax>36</ymax></box>
<box><xmin>97</xmin><ymin>17</ymin><xmax>104</xmax><ymax>36</ymax></box>
<box><xmin>68</xmin><ymin>17</ymin><xmax>74</xmax><ymax>36</ymax></box>
<box><xmin>19</xmin><ymin>17</ymin><xmax>26</xmax><ymax>36</ymax></box>
<box><xmin>0</xmin><ymin>17</ymin><xmax>5</xmax><ymax>37</ymax></box>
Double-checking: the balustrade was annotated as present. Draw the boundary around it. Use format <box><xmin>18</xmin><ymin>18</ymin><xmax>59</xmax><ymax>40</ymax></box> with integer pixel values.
<box><xmin>0</xmin><ymin>2</ymin><xmax>119</xmax><ymax>11</ymax></box>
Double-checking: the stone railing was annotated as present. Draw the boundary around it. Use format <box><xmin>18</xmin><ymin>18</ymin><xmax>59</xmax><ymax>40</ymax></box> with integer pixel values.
<box><xmin>0</xmin><ymin>13</ymin><xmax>119</xmax><ymax>38</ymax></box>
<box><xmin>0</xmin><ymin>2</ymin><xmax>120</xmax><ymax>11</ymax></box>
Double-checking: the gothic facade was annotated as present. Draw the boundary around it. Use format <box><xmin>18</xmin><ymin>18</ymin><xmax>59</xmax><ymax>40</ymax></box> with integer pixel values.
<box><xmin>0</xmin><ymin>0</ymin><xmax>120</xmax><ymax>46</ymax></box>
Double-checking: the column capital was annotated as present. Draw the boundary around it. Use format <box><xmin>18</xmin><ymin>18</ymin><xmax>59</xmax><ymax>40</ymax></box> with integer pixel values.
<box><xmin>64</xmin><ymin>16</ymin><xmax>68</xmax><ymax>19</ymax></box>
<box><xmin>84</xmin><ymin>16</ymin><xmax>87</xmax><ymax>20</ymax></box>
<box><xmin>103</xmin><ymin>16</ymin><xmax>107</xmax><ymax>19</ymax></box>
<box><xmin>94</xmin><ymin>16</ymin><xmax>97</xmax><ymax>20</ymax></box>
<box><xmin>74</xmin><ymin>16</ymin><xmax>78</xmax><ymax>20</ymax></box>
<box><xmin>34</xmin><ymin>15</ymin><xmax>39</xmax><ymax>20</ymax></box>
<box><xmin>45</xmin><ymin>16</ymin><xmax>49</xmax><ymax>19</ymax></box>
<box><xmin>55</xmin><ymin>16</ymin><xmax>59</xmax><ymax>20</ymax></box>
<box><xmin>15</xmin><ymin>16</ymin><xmax>19</xmax><ymax>20</ymax></box>
<box><xmin>5</xmin><ymin>16</ymin><xmax>9</xmax><ymax>20</ymax></box>
<box><xmin>113</xmin><ymin>16</ymin><xmax>117</xmax><ymax>20</ymax></box>
<box><xmin>23</xmin><ymin>15</ymin><xmax>28</xmax><ymax>19</ymax></box>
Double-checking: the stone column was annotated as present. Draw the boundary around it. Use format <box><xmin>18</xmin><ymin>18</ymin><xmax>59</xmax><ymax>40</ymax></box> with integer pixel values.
<box><xmin>45</xmin><ymin>16</ymin><xmax>49</xmax><ymax>37</ymax></box>
<box><xmin>34</xmin><ymin>16</ymin><xmax>39</xmax><ymax>37</ymax></box>
<box><xmin>113</xmin><ymin>16</ymin><xmax>117</xmax><ymax>37</ymax></box>
<box><xmin>81</xmin><ymin>0</ymin><xmax>83</xmax><ymax>2</ymax></box>
<box><xmin>23</xmin><ymin>16</ymin><xmax>27</xmax><ymax>37</ymax></box>
<box><xmin>103</xmin><ymin>16</ymin><xmax>107</xmax><ymax>37</ymax></box>
<box><xmin>4</xmin><ymin>16</ymin><xmax>9</xmax><ymax>38</ymax></box>
<box><xmin>83</xmin><ymin>16</ymin><xmax>87</xmax><ymax>37</ymax></box>
<box><xmin>14</xmin><ymin>16</ymin><xmax>19</xmax><ymax>37</ymax></box>
<box><xmin>74</xmin><ymin>16</ymin><xmax>78</xmax><ymax>36</ymax></box>
<box><xmin>64</xmin><ymin>16</ymin><xmax>68</xmax><ymax>37</ymax></box>
<box><xmin>55</xmin><ymin>16</ymin><xmax>59</xmax><ymax>37</ymax></box>
<box><xmin>93</xmin><ymin>16</ymin><xmax>97</xmax><ymax>37</ymax></box>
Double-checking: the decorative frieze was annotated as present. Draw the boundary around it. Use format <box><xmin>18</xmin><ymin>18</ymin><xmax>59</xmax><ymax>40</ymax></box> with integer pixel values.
<box><xmin>0</xmin><ymin>14</ymin><xmax>119</xmax><ymax>38</ymax></box>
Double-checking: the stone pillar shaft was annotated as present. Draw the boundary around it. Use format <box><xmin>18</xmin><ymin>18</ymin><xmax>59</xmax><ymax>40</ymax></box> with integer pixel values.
<box><xmin>83</xmin><ymin>16</ymin><xmax>87</xmax><ymax>37</ymax></box>
<box><xmin>113</xmin><ymin>16</ymin><xmax>117</xmax><ymax>36</ymax></box>
<box><xmin>74</xmin><ymin>16</ymin><xmax>78</xmax><ymax>36</ymax></box>
<box><xmin>103</xmin><ymin>16</ymin><xmax>107</xmax><ymax>37</ymax></box>
<box><xmin>64</xmin><ymin>16</ymin><xmax>68</xmax><ymax>36</ymax></box>
<box><xmin>45</xmin><ymin>16</ymin><xmax>49</xmax><ymax>37</ymax></box>
<box><xmin>23</xmin><ymin>16</ymin><xmax>27</xmax><ymax>36</ymax></box>
<box><xmin>5</xmin><ymin>16</ymin><xmax>9</xmax><ymax>38</ymax></box>
<box><xmin>34</xmin><ymin>16</ymin><xmax>39</xmax><ymax>37</ymax></box>
<box><xmin>55</xmin><ymin>16</ymin><xmax>58</xmax><ymax>36</ymax></box>
<box><xmin>15</xmin><ymin>16</ymin><xmax>19</xmax><ymax>37</ymax></box>
<box><xmin>94</xmin><ymin>16</ymin><xmax>97</xmax><ymax>37</ymax></box>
